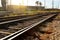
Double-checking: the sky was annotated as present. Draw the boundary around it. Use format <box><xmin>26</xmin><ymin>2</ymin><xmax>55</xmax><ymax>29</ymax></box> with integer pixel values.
<box><xmin>0</xmin><ymin>0</ymin><xmax>60</xmax><ymax>8</ymax></box>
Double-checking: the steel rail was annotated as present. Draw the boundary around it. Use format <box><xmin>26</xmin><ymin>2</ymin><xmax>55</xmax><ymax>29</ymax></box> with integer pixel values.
<box><xmin>0</xmin><ymin>15</ymin><xmax>41</xmax><ymax>25</ymax></box>
<box><xmin>1</xmin><ymin>14</ymin><xmax>56</xmax><ymax>40</ymax></box>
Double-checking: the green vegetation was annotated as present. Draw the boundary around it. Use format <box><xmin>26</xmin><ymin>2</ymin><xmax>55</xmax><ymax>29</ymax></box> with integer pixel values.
<box><xmin>3</xmin><ymin>9</ymin><xmax>60</xmax><ymax>18</ymax></box>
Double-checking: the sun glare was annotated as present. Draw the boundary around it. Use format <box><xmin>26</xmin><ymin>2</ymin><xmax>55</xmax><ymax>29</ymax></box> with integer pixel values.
<box><xmin>11</xmin><ymin>0</ymin><xmax>22</xmax><ymax>5</ymax></box>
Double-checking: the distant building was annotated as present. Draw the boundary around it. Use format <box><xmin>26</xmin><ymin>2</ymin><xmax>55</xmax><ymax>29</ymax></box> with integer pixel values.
<box><xmin>6</xmin><ymin>5</ymin><xmax>45</xmax><ymax>13</ymax></box>
<box><xmin>27</xmin><ymin>6</ymin><xmax>45</xmax><ymax>10</ymax></box>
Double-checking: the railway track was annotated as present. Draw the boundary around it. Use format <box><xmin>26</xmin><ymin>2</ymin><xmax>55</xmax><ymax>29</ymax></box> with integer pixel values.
<box><xmin>0</xmin><ymin>13</ymin><xmax>48</xmax><ymax>22</ymax></box>
<box><xmin>0</xmin><ymin>13</ymin><xmax>57</xmax><ymax>40</ymax></box>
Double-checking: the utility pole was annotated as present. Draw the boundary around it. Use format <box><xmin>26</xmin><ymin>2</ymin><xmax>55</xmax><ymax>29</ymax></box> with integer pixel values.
<box><xmin>27</xmin><ymin>0</ymin><xmax>28</xmax><ymax>11</ymax></box>
<box><xmin>1</xmin><ymin>0</ymin><xmax>7</xmax><ymax>10</ymax></box>
<box><xmin>44</xmin><ymin>0</ymin><xmax>46</xmax><ymax>8</ymax></box>
<box><xmin>10</xmin><ymin>0</ymin><xmax>11</xmax><ymax>11</ymax></box>
<box><xmin>10</xmin><ymin>0</ymin><xmax>11</xmax><ymax>5</ymax></box>
<box><xmin>22</xmin><ymin>0</ymin><xmax>24</xmax><ymax>5</ymax></box>
<box><xmin>27</xmin><ymin>0</ymin><xmax>28</xmax><ymax>6</ymax></box>
<box><xmin>52</xmin><ymin>0</ymin><xmax>54</xmax><ymax>9</ymax></box>
<box><xmin>58</xmin><ymin>0</ymin><xmax>59</xmax><ymax>9</ymax></box>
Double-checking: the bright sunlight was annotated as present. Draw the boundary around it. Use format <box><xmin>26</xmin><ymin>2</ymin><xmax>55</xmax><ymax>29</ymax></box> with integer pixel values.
<box><xmin>11</xmin><ymin>0</ymin><xmax>23</xmax><ymax>5</ymax></box>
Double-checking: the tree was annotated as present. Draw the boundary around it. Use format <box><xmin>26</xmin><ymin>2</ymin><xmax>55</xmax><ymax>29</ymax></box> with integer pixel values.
<box><xmin>39</xmin><ymin>2</ymin><xmax>42</xmax><ymax>7</ymax></box>
<box><xmin>35</xmin><ymin>1</ymin><xmax>39</xmax><ymax>6</ymax></box>
<box><xmin>35</xmin><ymin>1</ymin><xmax>42</xmax><ymax>10</ymax></box>
<box><xmin>35</xmin><ymin>1</ymin><xmax>39</xmax><ymax>10</ymax></box>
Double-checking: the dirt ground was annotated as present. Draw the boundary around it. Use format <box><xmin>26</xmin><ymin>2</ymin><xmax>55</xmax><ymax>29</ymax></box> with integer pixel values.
<box><xmin>21</xmin><ymin>13</ymin><xmax>60</xmax><ymax>40</ymax></box>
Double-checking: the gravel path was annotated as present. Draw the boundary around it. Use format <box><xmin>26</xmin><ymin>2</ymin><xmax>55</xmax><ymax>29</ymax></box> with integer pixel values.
<box><xmin>48</xmin><ymin>14</ymin><xmax>60</xmax><ymax>40</ymax></box>
<box><xmin>22</xmin><ymin>14</ymin><xmax>60</xmax><ymax>40</ymax></box>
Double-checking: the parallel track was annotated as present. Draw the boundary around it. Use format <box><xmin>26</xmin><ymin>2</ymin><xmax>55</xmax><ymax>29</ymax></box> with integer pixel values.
<box><xmin>0</xmin><ymin>13</ymin><xmax>48</xmax><ymax>23</ymax></box>
<box><xmin>0</xmin><ymin>14</ymin><xmax>57</xmax><ymax>40</ymax></box>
